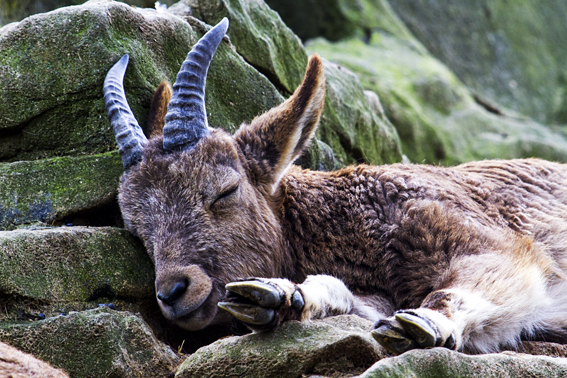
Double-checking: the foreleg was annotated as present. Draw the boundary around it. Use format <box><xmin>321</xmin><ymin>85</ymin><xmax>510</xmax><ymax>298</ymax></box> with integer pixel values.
<box><xmin>218</xmin><ymin>275</ymin><xmax>382</xmax><ymax>331</ymax></box>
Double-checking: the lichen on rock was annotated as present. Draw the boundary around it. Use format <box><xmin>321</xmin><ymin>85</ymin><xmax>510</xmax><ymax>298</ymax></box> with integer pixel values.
<box><xmin>0</xmin><ymin>226</ymin><xmax>153</xmax><ymax>317</ymax></box>
<box><xmin>0</xmin><ymin>307</ymin><xmax>180</xmax><ymax>378</ymax></box>
<box><xmin>307</xmin><ymin>33</ymin><xmax>567</xmax><ymax>165</ymax></box>
<box><xmin>176</xmin><ymin>315</ymin><xmax>387</xmax><ymax>378</ymax></box>
<box><xmin>0</xmin><ymin>0</ymin><xmax>283</xmax><ymax>162</ymax></box>
<box><xmin>0</xmin><ymin>151</ymin><xmax>123</xmax><ymax>230</ymax></box>
<box><xmin>359</xmin><ymin>347</ymin><xmax>567</xmax><ymax>378</ymax></box>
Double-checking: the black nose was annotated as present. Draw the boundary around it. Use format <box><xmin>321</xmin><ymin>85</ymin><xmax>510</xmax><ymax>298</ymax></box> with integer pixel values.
<box><xmin>157</xmin><ymin>280</ymin><xmax>188</xmax><ymax>306</ymax></box>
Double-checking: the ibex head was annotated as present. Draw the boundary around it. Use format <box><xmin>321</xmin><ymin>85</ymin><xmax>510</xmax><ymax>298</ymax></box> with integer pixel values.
<box><xmin>104</xmin><ymin>19</ymin><xmax>325</xmax><ymax>330</ymax></box>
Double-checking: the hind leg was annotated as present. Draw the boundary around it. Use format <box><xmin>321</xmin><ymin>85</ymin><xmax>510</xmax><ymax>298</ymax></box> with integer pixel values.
<box><xmin>372</xmin><ymin>251</ymin><xmax>554</xmax><ymax>354</ymax></box>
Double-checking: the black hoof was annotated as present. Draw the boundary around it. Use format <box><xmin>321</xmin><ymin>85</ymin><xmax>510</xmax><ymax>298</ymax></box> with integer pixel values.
<box><xmin>217</xmin><ymin>302</ymin><xmax>275</xmax><ymax>325</ymax></box>
<box><xmin>224</xmin><ymin>280</ymin><xmax>283</xmax><ymax>308</ymax></box>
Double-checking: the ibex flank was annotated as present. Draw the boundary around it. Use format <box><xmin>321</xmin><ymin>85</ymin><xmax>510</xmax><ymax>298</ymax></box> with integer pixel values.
<box><xmin>103</xmin><ymin>19</ymin><xmax>567</xmax><ymax>354</ymax></box>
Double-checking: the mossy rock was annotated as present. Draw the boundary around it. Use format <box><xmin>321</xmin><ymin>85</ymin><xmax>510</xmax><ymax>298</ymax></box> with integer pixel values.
<box><xmin>176</xmin><ymin>315</ymin><xmax>387</xmax><ymax>378</ymax></box>
<box><xmin>0</xmin><ymin>0</ymin><xmax>283</xmax><ymax>162</ymax></box>
<box><xmin>264</xmin><ymin>0</ymin><xmax>415</xmax><ymax>43</ymax></box>
<box><xmin>307</xmin><ymin>34</ymin><xmax>567</xmax><ymax>165</ymax></box>
<box><xmin>174</xmin><ymin>311</ymin><xmax>567</xmax><ymax>378</ymax></box>
<box><xmin>0</xmin><ymin>307</ymin><xmax>180</xmax><ymax>378</ymax></box>
<box><xmin>317</xmin><ymin>58</ymin><xmax>403</xmax><ymax>166</ymax></box>
<box><xmin>359</xmin><ymin>347</ymin><xmax>567</xmax><ymax>378</ymax></box>
<box><xmin>0</xmin><ymin>151</ymin><xmax>122</xmax><ymax>230</ymax></box>
<box><xmin>185</xmin><ymin>0</ymin><xmax>307</xmax><ymax>95</ymax></box>
<box><xmin>0</xmin><ymin>227</ymin><xmax>154</xmax><ymax>315</ymax></box>
<box><xmin>0</xmin><ymin>0</ymin><xmax>179</xmax><ymax>26</ymax></box>
<box><xmin>387</xmin><ymin>0</ymin><xmax>567</xmax><ymax>125</ymax></box>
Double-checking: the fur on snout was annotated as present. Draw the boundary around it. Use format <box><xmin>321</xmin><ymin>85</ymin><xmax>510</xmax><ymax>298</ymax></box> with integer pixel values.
<box><xmin>155</xmin><ymin>265</ymin><xmax>214</xmax><ymax>329</ymax></box>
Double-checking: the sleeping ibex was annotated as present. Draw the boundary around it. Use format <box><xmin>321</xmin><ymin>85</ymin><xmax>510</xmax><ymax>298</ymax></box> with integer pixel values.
<box><xmin>103</xmin><ymin>19</ymin><xmax>567</xmax><ymax>355</ymax></box>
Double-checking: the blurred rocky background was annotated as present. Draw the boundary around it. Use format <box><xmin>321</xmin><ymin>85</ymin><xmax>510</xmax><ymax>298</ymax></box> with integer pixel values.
<box><xmin>0</xmin><ymin>0</ymin><xmax>566</xmax><ymax>376</ymax></box>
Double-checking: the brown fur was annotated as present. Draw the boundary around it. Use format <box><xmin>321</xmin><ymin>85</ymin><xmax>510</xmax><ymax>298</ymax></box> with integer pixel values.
<box><xmin>0</xmin><ymin>342</ymin><xmax>68</xmax><ymax>378</ymax></box>
<box><xmin>147</xmin><ymin>81</ymin><xmax>172</xmax><ymax>139</ymax></box>
<box><xmin>119</xmin><ymin>54</ymin><xmax>567</xmax><ymax>352</ymax></box>
<box><xmin>280</xmin><ymin>161</ymin><xmax>565</xmax><ymax>307</ymax></box>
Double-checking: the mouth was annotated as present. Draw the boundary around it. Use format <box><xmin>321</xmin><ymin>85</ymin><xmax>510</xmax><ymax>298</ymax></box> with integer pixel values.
<box><xmin>165</xmin><ymin>287</ymin><xmax>224</xmax><ymax>331</ymax></box>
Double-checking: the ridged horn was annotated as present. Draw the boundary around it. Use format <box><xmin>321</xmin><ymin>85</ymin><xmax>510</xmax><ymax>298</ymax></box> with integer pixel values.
<box><xmin>163</xmin><ymin>18</ymin><xmax>229</xmax><ymax>152</ymax></box>
<box><xmin>103</xmin><ymin>54</ymin><xmax>148</xmax><ymax>169</ymax></box>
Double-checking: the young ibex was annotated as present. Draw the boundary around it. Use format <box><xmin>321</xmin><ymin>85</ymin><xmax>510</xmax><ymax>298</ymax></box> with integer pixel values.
<box><xmin>104</xmin><ymin>19</ymin><xmax>567</xmax><ymax>355</ymax></box>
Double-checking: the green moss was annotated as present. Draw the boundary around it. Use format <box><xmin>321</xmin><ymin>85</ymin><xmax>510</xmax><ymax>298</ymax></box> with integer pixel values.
<box><xmin>317</xmin><ymin>58</ymin><xmax>403</xmax><ymax>166</ymax></box>
<box><xmin>177</xmin><ymin>315</ymin><xmax>384</xmax><ymax>378</ymax></box>
<box><xmin>0</xmin><ymin>151</ymin><xmax>123</xmax><ymax>229</ymax></box>
<box><xmin>0</xmin><ymin>308</ymin><xmax>179</xmax><ymax>377</ymax></box>
<box><xmin>360</xmin><ymin>348</ymin><xmax>567</xmax><ymax>378</ymax></box>
<box><xmin>307</xmin><ymin>32</ymin><xmax>567</xmax><ymax>165</ymax></box>
<box><xmin>204</xmin><ymin>42</ymin><xmax>284</xmax><ymax>133</ymax></box>
<box><xmin>0</xmin><ymin>227</ymin><xmax>154</xmax><ymax>303</ymax></box>
<box><xmin>0</xmin><ymin>1</ymin><xmax>285</xmax><ymax>162</ymax></box>
<box><xmin>190</xmin><ymin>0</ymin><xmax>308</xmax><ymax>95</ymax></box>
<box><xmin>264</xmin><ymin>0</ymin><xmax>424</xmax><ymax>45</ymax></box>
<box><xmin>388</xmin><ymin>0</ymin><xmax>567</xmax><ymax>125</ymax></box>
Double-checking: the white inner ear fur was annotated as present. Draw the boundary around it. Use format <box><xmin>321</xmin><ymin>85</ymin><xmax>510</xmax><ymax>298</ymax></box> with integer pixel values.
<box><xmin>270</xmin><ymin>81</ymin><xmax>326</xmax><ymax>195</ymax></box>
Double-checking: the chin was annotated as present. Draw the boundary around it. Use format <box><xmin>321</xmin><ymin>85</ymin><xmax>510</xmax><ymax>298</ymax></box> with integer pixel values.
<box><xmin>169</xmin><ymin>290</ymin><xmax>227</xmax><ymax>331</ymax></box>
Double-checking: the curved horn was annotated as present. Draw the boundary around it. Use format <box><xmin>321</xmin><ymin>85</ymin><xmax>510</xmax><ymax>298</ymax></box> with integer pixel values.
<box><xmin>163</xmin><ymin>18</ymin><xmax>229</xmax><ymax>152</ymax></box>
<box><xmin>104</xmin><ymin>54</ymin><xmax>148</xmax><ymax>169</ymax></box>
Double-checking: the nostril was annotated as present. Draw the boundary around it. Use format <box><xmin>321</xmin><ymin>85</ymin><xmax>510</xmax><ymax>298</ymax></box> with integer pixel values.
<box><xmin>157</xmin><ymin>279</ymin><xmax>189</xmax><ymax>306</ymax></box>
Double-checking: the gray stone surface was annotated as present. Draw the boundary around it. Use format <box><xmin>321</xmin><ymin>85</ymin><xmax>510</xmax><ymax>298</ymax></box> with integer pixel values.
<box><xmin>0</xmin><ymin>308</ymin><xmax>181</xmax><ymax>378</ymax></box>
<box><xmin>0</xmin><ymin>151</ymin><xmax>122</xmax><ymax>230</ymax></box>
<box><xmin>176</xmin><ymin>315</ymin><xmax>387</xmax><ymax>378</ymax></box>
<box><xmin>0</xmin><ymin>0</ymin><xmax>283</xmax><ymax>162</ymax></box>
<box><xmin>0</xmin><ymin>226</ymin><xmax>153</xmax><ymax>321</ymax></box>
<box><xmin>359</xmin><ymin>347</ymin><xmax>567</xmax><ymax>378</ymax></box>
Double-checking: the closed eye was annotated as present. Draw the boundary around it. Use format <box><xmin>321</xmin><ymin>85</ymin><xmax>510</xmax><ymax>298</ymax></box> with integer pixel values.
<box><xmin>213</xmin><ymin>185</ymin><xmax>239</xmax><ymax>205</ymax></box>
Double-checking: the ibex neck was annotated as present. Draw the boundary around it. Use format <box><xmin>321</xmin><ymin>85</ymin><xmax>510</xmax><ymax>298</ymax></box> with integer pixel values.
<box><xmin>279</xmin><ymin>165</ymin><xmax>387</xmax><ymax>288</ymax></box>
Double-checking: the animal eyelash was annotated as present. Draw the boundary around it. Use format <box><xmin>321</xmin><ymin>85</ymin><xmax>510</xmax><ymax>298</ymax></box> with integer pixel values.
<box><xmin>214</xmin><ymin>185</ymin><xmax>239</xmax><ymax>204</ymax></box>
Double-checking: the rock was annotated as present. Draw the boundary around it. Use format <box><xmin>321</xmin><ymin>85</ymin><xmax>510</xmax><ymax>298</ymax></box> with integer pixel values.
<box><xmin>177</xmin><ymin>0</ymin><xmax>402</xmax><ymax>167</ymax></box>
<box><xmin>173</xmin><ymin>314</ymin><xmax>567</xmax><ymax>378</ymax></box>
<box><xmin>306</xmin><ymin>35</ymin><xmax>567</xmax><ymax>165</ymax></box>
<box><xmin>318</xmin><ymin>58</ymin><xmax>403</xmax><ymax>165</ymax></box>
<box><xmin>0</xmin><ymin>0</ymin><xmax>283</xmax><ymax>162</ymax></box>
<box><xmin>268</xmin><ymin>0</ymin><xmax>567</xmax><ymax>125</ymax></box>
<box><xmin>358</xmin><ymin>347</ymin><xmax>567</xmax><ymax>378</ymax></box>
<box><xmin>387</xmin><ymin>0</ymin><xmax>567</xmax><ymax>125</ymax></box>
<box><xmin>0</xmin><ymin>151</ymin><xmax>122</xmax><ymax>230</ymax></box>
<box><xmin>0</xmin><ymin>226</ymin><xmax>154</xmax><ymax>320</ymax></box>
<box><xmin>0</xmin><ymin>0</ymin><xmax>179</xmax><ymax>27</ymax></box>
<box><xmin>176</xmin><ymin>315</ymin><xmax>387</xmax><ymax>378</ymax></box>
<box><xmin>185</xmin><ymin>0</ymin><xmax>308</xmax><ymax>94</ymax></box>
<box><xmin>264</xmin><ymin>0</ymin><xmax>412</xmax><ymax>43</ymax></box>
<box><xmin>513</xmin><ymin>341</ymin><xmax>567</xmax><ymax>358</ymax></box>
<box><xmin>0</xmin><ymin>307</ymin><xmax>180</xmax><ymax>378</ymax></box>
<box><xmin>0</xmin><ymin>341</ymin><xmax>69</xmax><ymax>377</ymax></box>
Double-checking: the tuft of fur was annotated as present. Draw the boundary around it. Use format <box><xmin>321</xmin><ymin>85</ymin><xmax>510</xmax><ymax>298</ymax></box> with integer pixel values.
<box><xmin>147</xmin><ymin>81</ymin><xmax>172</xmax><ymax>139</ymax></box>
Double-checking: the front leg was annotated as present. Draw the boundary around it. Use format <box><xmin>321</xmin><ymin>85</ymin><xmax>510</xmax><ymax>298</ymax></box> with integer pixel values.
<box><xmin>218</xmin><ymin>275</ymin><xmax>364</xmax><ymax>331</ymax></box>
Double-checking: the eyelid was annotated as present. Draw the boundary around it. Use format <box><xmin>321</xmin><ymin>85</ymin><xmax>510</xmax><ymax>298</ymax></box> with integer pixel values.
<box><xmin>213</xmin><ymin>184</ymin><xmax>239</xmax><ymax>204</ymax></box>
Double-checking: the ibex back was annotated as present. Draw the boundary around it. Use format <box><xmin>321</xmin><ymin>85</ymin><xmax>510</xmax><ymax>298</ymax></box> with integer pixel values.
<box><xmin>104</xmin><ymin>19</ymin><xmax>567</xmax><ymax>354</ymax></box>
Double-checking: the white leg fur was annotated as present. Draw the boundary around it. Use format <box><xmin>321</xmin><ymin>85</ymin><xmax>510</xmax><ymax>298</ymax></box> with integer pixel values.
<box><xmin>296</xmin><ymin>275</ymin><xmax>383</xmax><ymax>322</ymax></box>
<box><xmin>418</xmin><ymin>252</ymin><xmax>555</xmax><ymax>353</ymax></box>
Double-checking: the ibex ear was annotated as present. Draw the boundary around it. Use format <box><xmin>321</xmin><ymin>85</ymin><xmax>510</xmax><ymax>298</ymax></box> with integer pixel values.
<box><xmin>235</xmin><ymin>55</ymin><xmax>325</xmax><ymax>192</ymax></box>
<box><xmin>147</xmin><ymin>81</ymin><xmax>172</xmax><ymax>139</ymax></box>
